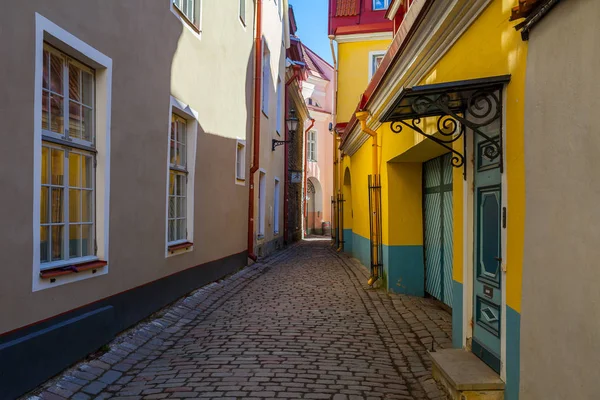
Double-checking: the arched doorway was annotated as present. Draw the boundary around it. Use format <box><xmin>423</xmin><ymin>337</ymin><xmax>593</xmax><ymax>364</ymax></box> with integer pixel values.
<box><xmin>306</xmin><ymin>177</ymin><xmax>323</xmax><ymax>234</ymax></box>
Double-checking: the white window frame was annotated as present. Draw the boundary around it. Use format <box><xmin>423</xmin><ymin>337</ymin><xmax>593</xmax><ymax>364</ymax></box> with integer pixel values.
<box><xmin>277</xmin><ymin>0</ymin><xmax>283</xmax><ymax>19</ymax></box>
<box><xmin>274</xmin><ymin>178</ymin><xmax>280</xmax><ymax>235</ymax></box>
<box><xmin>308</xmin><ymin>130</ymin><xmax>317</xmax><ymax>162</ymax></box>
<box><xmin>276</xmin><ymin>77</ymin><xmax>283</xmax><ymax>135</ymax></box>
<box><xmin>262</xmin><ymin>42</ymin><xmax>271</xmax><ymax>116</ymax></box>
<box><xmin>369</xmin><ymin>50</ymin><xmax>386</xmax><ymax>81</ymax></box>
<box><xmin>170</xmin><ymin>0</ymin><xmax>203</xmax><ymax>40</ymax></box>
<box><xmin>235</xmin><ymin>139</ymin><xmax>246</xmax><ymax>185</ymax></box>
<box><xmin>258</xmin><ymin>170</ymin><xmax>267</xmax><ymax>238</ymax></box>
<box><xmin>165</xmin><ymin>96</ymin><xmax>198</xmax><ymax>257</ymax></box>
<box><xmin>373</xmin><ymin>0</ymin><xmax>391</xmax><ymax>11</ymax></box>
<box><xmin>33</xmin><ymin>13</ymin><xmax>112</xmax><ymax>291</ymax></box>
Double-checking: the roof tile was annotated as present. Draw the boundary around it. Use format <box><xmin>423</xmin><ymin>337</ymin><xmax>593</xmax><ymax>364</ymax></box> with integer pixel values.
<box><xmin>336</xmin><ymin>0</ymin><xmax>358</xmax><ymax>17</ymax></box>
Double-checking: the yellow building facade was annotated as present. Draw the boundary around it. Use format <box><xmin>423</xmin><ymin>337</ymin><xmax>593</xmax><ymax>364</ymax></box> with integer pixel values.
<box><xmin>331</xmin><ymin>1</ymin><xmax>530</xmax><ymax>398</ymax></box>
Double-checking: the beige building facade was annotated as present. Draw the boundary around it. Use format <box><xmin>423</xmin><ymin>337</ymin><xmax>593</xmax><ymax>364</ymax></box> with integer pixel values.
<box><xmin>520</xmin><ymin>0</ymin><xmax>600</xmax><ymax>398</ymax></box>
<box><xmin>0</xmin><ymin>1</ymin><xmax>288</xmax><ymax>397</ymax></box>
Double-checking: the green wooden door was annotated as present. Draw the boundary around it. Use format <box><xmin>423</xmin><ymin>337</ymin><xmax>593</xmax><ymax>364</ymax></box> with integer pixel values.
<box><xmin>472</xmin><ymin>130</ymin><xmax>502</xmax><ymax>373</ymax></box>
<box><xmin>423</xmin><ymin>153</ymin><xmax>453</xmax><ymax>308</ymax></box>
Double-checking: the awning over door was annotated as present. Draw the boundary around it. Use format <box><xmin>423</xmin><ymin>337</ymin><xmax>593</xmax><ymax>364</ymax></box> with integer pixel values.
<box><xmin>380</xmin><ymin>75</ymin><xmax>511</xmax><ymax>179</ymax></box>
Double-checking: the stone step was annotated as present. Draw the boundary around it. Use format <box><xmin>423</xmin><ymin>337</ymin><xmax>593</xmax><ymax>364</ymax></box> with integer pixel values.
<box><xmin>429</xmin><ymin>349</ymin><xmax>505</xmax><ymax>400</ymax></box>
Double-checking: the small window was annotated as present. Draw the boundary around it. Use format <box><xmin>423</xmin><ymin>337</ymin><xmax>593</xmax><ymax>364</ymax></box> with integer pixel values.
<box><xmin>276</xmin><ymin>77</ymin><xmax>283</xmax><ymax>135</ymax></box>
<box><xmin>258</xmin><ymin>172</ymin><xmax>266</xmax><ymax>237</ymax></box>
<box><xmin>307</xmin><ymin>98</ymin><xmax>321</xmax><ymax>108</ymax></box>
<box><xmin>236</xmin><ymin>140</ymin><xmax>246</xmax><ymax>182</ymax></box>
<box><xmin>239</xmin><ymin>0</ymin><xmax>246</xmax><ymax>25</ymax></box>
<box><xmin>369</xmin><ymin>51</ymin><xmax>386</xmax><ymax>80</ymax></box>
<box><xmin>168</xmin><ymin>114</ymin><xmax>189</xmax><ymax>245</ymax></box>
<box><xmin>262</xmin><ymin>43</ymin><xmax>271</xmax><ymax>116</ymax></box>
<box><xmin>274</xmin><ymin>179</ymin><xmax>280</xmax><ymax>235</ymax></box>
<box><xmin>373</xmin><ymin>0</ymin><xmax>391</xmax><ymax>10</ymax></box>
<box><xmin>308</xmin><ymin>130</ymin><xmax>317</xmax><ymax>162</ymax></box>
<box><xmin>173</xmin><ymin>0</ymin><xmax>201</xmax><ymax>31</ymax></box>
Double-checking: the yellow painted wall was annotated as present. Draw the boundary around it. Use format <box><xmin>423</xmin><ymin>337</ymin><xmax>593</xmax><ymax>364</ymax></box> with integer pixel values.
<box><xmin>337</xmin><ymin>40</ymin><xmax>391</xmax><ymax>121</ymax></box>
<box><xmin>340</xmin><ymin>0</ymin><xmax>527</xmax><ymax>312</ymax></box>
<box><xmin>418</xmin><ymin>0</ymin><xmax>527</xmax><ymax>312</ymax></box>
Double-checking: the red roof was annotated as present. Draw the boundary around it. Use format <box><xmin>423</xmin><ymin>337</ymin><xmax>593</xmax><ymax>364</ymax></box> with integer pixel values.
<box><xmin>335</xmin><ymin>0</ymin><xmax>358</xmax><ymax>17</ymax></box>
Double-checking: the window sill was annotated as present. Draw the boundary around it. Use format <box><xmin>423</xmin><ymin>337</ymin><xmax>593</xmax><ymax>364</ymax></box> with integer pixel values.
<box><xmin>168</xmin><ymin>241</ymin><xmax>194</xmax><ymax>254</ymax></box>
<box><xmin>262</xmin><ymin>110</ymin><xmax>269</xmax><ymax>119</ymax></box>
<box><xmin>173</xmin><ymin>6</ymin><xmax>201</xmax><ymax>33</ymax></box>
<box><xmin>40</xmin><ymin>260</ymin><xmax>107</xmax><ymax>280</ymax></box>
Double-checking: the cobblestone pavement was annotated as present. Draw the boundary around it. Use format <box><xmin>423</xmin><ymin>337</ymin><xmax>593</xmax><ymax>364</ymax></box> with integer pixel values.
<box><xmin>28</xmin><ymin>239</ymin><xmax>452</xmax><ymax>400</ymax></box>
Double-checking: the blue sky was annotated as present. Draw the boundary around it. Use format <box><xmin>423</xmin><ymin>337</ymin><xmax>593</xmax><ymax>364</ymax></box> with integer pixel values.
<box><xmin>289</xmin><ymin>0</ymin><xmax>333</xmax><ymax>65</ymax></box>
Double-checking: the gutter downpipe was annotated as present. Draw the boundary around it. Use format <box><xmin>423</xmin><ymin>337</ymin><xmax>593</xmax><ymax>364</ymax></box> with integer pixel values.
<box><xmin>329</xmin><ymin>36</ymin><xmax>339</xmax><ymax>245</ymax></box>
<box><xmin>247</xmin><ymin>0</ymin><xmax>263</xmax><ymax>262</ymax></box>
<box><xmin>303</xmin><ymin>118</ymin><xmax>316</xmax><ymax>235</ymax></box>
<box><xmin>284</xmin><ymin>65</ymin><xmax>301</xmax><ymax>244</ymax></box>
<box><xmin>356</xmin><ymin>111</ymin><xmax>380</xmax><ymax>286</ymax></box>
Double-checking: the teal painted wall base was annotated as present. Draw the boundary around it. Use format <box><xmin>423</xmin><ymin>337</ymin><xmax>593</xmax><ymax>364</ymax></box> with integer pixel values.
<box><xmin>506</xmin><ymin>306</ymin><xmax>521</xmax><ymax>400</ymax></box>
<box><xmin>352</xmin><ymin>232</ymin><xmax>371</xmax><ymax>269</ymax></box>
<box><xmin>383</xmin><ymin>245</ymin><xmax>424</xmax><ymax>296</ymax></box>
<box><xmin>343</xmin><ymin>229</ymin><xmax>353</xmax><ymax>253</ymax></box>
<box><xmin>452</xmin><ymin>280</ymin><xmax>463</xmax><ymax>349</ymax></box>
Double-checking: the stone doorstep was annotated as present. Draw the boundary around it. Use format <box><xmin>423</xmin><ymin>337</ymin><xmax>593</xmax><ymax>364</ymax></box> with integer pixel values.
<box><xmin>429</xmin><ymin>349</ymin><xmax>505</xmax><ymax>400</ymax></box>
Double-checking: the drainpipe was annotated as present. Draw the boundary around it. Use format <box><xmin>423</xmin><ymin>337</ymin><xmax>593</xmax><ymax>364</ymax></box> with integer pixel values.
<box><xmin>329</xmin><ymin>36</ymin><xmax>338</xmax><ymax>243</ymax></box>
<box><xmin>247</xmin><ymin>0</ymin><xmax>263</xmax><ymax>262</ymax></box>
<box><xmin>356</xmin><ymin>111</ymin><xmax>380</xmax><ymax>285</ymax></box>
<box><xmin>284</xmin><ymin>65</ymin><xmax>301</xmax><ymax>244</ymax></box>
<box><xmin>303</xmin><ymin>118</ymin><xmax>316</xmax><ymax>235</ymax></box>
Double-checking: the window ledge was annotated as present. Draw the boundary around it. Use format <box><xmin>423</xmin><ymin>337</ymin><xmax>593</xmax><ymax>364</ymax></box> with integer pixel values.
<box><xmin>168</xmin><ymin>241</ymin><xmax>194</xmax><ymax>254</ymax></box>
<box><xmin>262</xmin><ymin>110</ymin><xmax>269</xmax><ymax>119</ymax></box>
<box><xmin>40</xmin><ymin>260</ymin><xmax>107</xmax><ymax>279</ymax></box>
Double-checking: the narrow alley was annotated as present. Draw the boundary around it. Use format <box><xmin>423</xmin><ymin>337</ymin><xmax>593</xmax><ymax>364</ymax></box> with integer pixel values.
<box><xmin>30</xmin><ymin>240</ymin><xmax>451</xmax><ymax>400</ymax></box>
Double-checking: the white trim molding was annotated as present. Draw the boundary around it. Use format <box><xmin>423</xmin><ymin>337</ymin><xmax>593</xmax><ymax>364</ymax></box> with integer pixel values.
<box><xmin>368</xmin><ymin>50</ymin><xmax>387</xmax><ymax>81</ymax></box>
<box><xmin>334</xmin><ymin>31</ymin><xmax>393</xmax><ymax>44</ymax></box>
<box><xmin>165</xmin><ymin>96</ymin><xmax>199</xmax><ymax>258</ymax></box>
<box><xmin>33</xmin><ymin>13</ymin><xmax>113</xmax><ymax>291</ymax></box>
<box><xmin>235</xmin><ymin>139</ymin><xmax>247</xmax><ymax>186</ymax></box>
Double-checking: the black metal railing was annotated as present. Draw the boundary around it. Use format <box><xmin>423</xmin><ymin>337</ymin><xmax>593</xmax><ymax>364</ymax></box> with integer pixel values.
<box><xmin>368</xmin><ymin>174</ymin><xmax>383</xmax><ymax>284</ymax></box>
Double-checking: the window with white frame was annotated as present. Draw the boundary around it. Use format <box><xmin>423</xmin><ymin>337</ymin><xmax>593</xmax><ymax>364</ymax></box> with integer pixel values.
<box><xmin>40</xmin><ymin>44</ymin><xmax>97</xmax><ymax>267</ymax></box>
<box><xmin>168</xmin><ymin>113</ymin><xmax>189</xmax><ymax>245</ymax></box>
<box><xmin>173</xmin><ymin>0</ymin><xmax>201</xmax><ymax>30</ymax></box>
<box><xmin>373</xmin><ymin>0</ymin><xmax>391</xmax><ymax>10</ymax></box>
<box><xmin>262</xmin><ymin>43</ymin><xmax>270</xmax><ymax>116</ymax></box>
<box><xmin>369</xmin><ymin>51</ymin><xmax>386</xmax><ymax>80</ymax></box>
<box><xmin>276</xmin><ymin>77</ymin><xmax>283</xmax><ymax>135</ymax></box>
<box><xmin>274</xmin><ymin>179</ymin><xmax>280</xmax><ymax>234</ymax></box>
<box><xmin>239</xmin><ymin>0</ymin><xmax>246</xmax><ymax>25</ymax></box>
<box><xmin>308</xmin><ymin>130</ymin><xmax>317</xmax><ymax>162</ymax></box>
<box><xmin>258</xmin><ymin>171</ymin><xmax>266</xmax><ymax>237</ymax></box>
<box><xmin>236</xmin><ymin>140</ymin><xmax>246</xmax><ymax>181</ymax></box>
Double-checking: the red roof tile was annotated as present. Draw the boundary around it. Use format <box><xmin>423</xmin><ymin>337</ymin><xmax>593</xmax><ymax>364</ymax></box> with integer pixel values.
<box><xmin>336</xmin><ymin>0</ymin><xmax>358</xmax><ymax>17</ymax></box>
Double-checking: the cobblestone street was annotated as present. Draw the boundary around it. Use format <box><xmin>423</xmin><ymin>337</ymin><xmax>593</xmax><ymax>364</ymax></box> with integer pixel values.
<box><xmin>29</xmin><ymin>240</ymin><xmax>452</xmax><ymax>400</ymax></box>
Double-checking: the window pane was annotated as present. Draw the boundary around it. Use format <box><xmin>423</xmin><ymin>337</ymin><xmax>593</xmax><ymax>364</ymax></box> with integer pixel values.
<box><xmin>82</xmin><ymin>106</ymin><xmax>93</xmax><ymax>142</ymax></box>
<box><xmin>81</xmin><ymin>70</ymin><xmax>93</xmax><ymax>107</ymax></box>
<box><xmin>41</xmin><ymin>187</ymin><xmax>49</xmax><ymax>224</ymax></box>
<box><xmin>69</xmin><ymin>64</ymin><xmax>81</xmax><ymax>102</ymax></box>
<box><xmin>168</xmin><ymin>219</ymin><xmax>175</xmax><ymax>242</ymax></box>
<box><xmin>169</xmin><ymin>196</ymin><xmax>176</xmax><ymax>219</ymax></box>
<box><xmin>169</xmin><ymin>171</ymin><xmax>176</xmax><ymax>195</ymax></box>
<box><xmin>82</xmin><ymin>224</ymin><xmax>93</xmax><ymax>256</ymax></box>
<box><xmin>178</xmin><ymin>218</ymin><xmax>186</xmax><ymax>240</ymax></box>
<box><xmin>41</xmin><ymin>146</ymin><xmax>49</xmax><ymax>184</ymax></box>
<box><xmin>51</xmin><ymin>188</ymin><xmax>64</xmax><ymax>223</ymax></box>
<box><xmin>51</xmin><ymin>225</ymin><xmax>64</xmax><ymax>261</ymax></box>
<box><xmin>176</xmin><ymin>175</ymin><xmax>186</xmax><ymax>196</ymax></box>
<box><xmin>51</xmin><ymin>148</ymin><xmax>64</xmax><ymax>185</ymax></box>
<box><xmin>178</xmin><ymin>142</ymin><xmax>186</xmax><ymax>168</ymax></box>
<box><xmin>50</xmin><ymin>94</ymin><xmax>64</xmax><ymax>134</ymax></box>
<box><xmin>82</xmin><ymin>155</ymin><xmax>93</xmax><ymax>188</ymax></box>
<box><xmin>50</xmin><ymin>53</ymin><xmax>63</xmax><ymax>95</ymax></box>
<box><xmin>69</xmin><ymin>224</ymin><xmax>82</xmax><ymax>258</ymax></box>
<box><xmin>40</xmin><ymin>226</ymin><xmax>49</xmax><ymax>263</ymax></box>
<box><xmin>69</xmin><ymin>101</ymin><xmax>83</xmax><ymax>139</ymax></box>
<box><xmin>69</xmin><ymin>152</ymin><xmax>82</xmax><ymax>187</ymax></box>
<box><xmin>82</xmin><ymin>190</ymin><xmax>93</xmax><ymax>223</ymax></box>
<box><xmin>177</xmin><ymin>121</ymin><xmax>186</xmax><ymax>146</ymax></box>
<box><xmin>42</xmin><ymin>92</ymin><xmax>50</xmax><ymax>131</ymax></box>
<box><xmin>43</xmin><ymin>50</ymin><xmax>50</xmax><ymax>90</ymax></box>
<box><xmin>70</xmin><ymin>189</ymin><xmax>81</xmax><ymax>223</ymax></box>
<box><xmin>178</xmin><ymin>196</ymin><xmax>186</xmax><ymax>219</ymax></box>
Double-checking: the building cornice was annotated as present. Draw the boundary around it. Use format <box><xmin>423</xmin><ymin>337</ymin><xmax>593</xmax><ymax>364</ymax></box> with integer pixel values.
<box><xmin>341</xmin><ymin>0</ymin><xmax>494</xmax><ymax>156</ymax></box>
<box><xmin>335</xmin><ymin>31</ymin><xmax>394</xmax><ymax>43</ymax></box>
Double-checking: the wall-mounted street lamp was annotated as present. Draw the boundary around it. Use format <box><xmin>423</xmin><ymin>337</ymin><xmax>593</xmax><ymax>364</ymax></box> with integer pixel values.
<box><xmin>272</xmin><ymin>108</ymin><xmax>299</xmax><ymax>151</ymax></box>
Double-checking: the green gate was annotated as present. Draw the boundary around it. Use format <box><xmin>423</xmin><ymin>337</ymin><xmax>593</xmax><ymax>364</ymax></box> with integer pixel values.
<box><xmin>423</xmin><ymin>153</ymin><xmax>454</xmax><ymax>308</ymax></box>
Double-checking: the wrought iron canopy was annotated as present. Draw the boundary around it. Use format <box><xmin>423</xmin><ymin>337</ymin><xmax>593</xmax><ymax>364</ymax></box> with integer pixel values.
<box><xmin>380</xmin><ymin>75</ymin><xmax>511</xmax><ymax>179</ymax></box>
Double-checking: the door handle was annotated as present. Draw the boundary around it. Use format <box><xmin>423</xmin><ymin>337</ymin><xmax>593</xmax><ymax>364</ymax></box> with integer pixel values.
<box><xmin>494</xmin><ymin>256</ymin><xmax>502</xmax><ymax>262</ymax></box>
